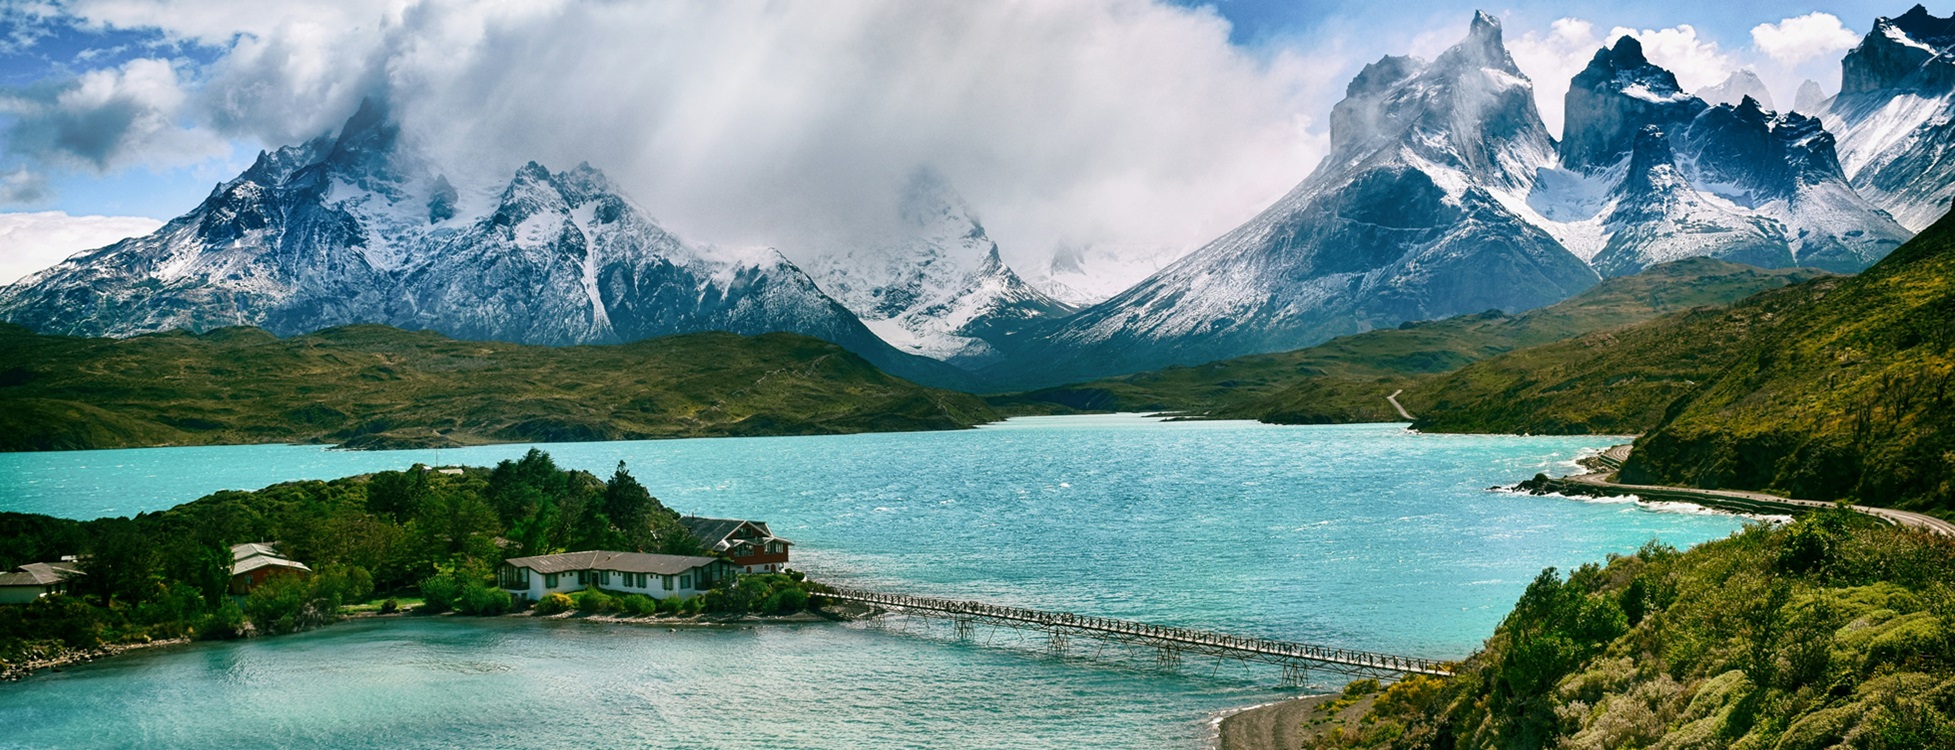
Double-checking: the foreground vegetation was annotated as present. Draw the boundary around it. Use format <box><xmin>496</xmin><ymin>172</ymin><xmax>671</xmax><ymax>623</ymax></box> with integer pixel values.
<box><xmin>0</xmin><ymin>324</ymin><xmax>997</xmax><ymax>451</ymax></box>
<box><xmin>989</xmin><ymin>259</ymin><xmax>1819</xmax><ymax>421</ymax></box>
<box><xmin>0</xmin><ymin>451</ymin><xmax>821</xmax><ymax>672</ymax></box>
<box><xmin>1301</xmin><ymin>510</ymin><xmax>1955</xmax><ymax>749</ymax></box>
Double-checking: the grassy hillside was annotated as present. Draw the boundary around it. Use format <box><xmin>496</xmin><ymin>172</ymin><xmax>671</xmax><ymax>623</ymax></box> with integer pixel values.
<box><xmin>1408</xmin><ymin>212</ymin><xmax>1955</xmax><ymax>516</ymax></box>
<box><xmin>992</xmin><ymin>259</ymin><xmax>1823</xmax><ymax>422</ymax></box>
<box><xmin>0</xmin><ymin>324</ymin><xmax>997</xmax><ymax>451</ymax></box>
<box><xmin>1402</xmin><ymin>278</ymin><xmax>1842</xmax><ymax>435</ymax></box>
<box><xmin>1623</xmin><ymin>214</ymin><xmax>1955</xmax><ymax>514</ymax></box>
<box><xmin>1298</xmin><ymin>510</ymin><xmax>1955</xmax><ymax>750</ymax></box>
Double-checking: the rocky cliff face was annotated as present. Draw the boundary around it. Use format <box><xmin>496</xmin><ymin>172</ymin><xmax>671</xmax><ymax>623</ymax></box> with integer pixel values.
<box><xmin>0</xmin><ymin>100</ymin><xmax>979</xmax><ymax>389</ymax></box>
<box><xmin>1824</xmin><ymin>5</ymin><xmax>1955</xmax><ymax>231</ymax></box>
<box><xmin>1543</xmin><ymin>37</ymin><xmax>1907</xmax><ymax>277</ymax></box>
<box><xmin>808</xmin><ymin>170</ymin><xmax>1072</xmax><ymax>366</ymax></box>
<box><xmin>1560</xmin><ymin>37</ymin><xmax>1702</xmax><ymax>173</ymax></box>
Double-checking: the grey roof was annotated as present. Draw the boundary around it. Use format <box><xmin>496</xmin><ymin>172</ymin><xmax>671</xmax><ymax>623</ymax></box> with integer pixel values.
<box><xmin>233</xmin><ymin>556</ymin><xmax>311</xmax><ymax>576</ymax></box>
<box><xmin>231</xmin><ymin>542</ymin><xmax>281</xmax><ymax>562</ymax></box>
<box><xmin>0</xmin><ymin>561</ymin><xmax>83</xmax><ymax>587</ymax></box>
<box><xmin>503</xmin><ymin>550</ymin><xmax>722</xmax><ymax>576</ymax></box>
<box><xmin>679</xmin><ymin>517</ymin><xmax>790</xmax><ymax>550</ymax></box>
<box><xmin>229</xmin><ymin>542</ymin><xmax>308</xmax><ymax>576</ymax></box>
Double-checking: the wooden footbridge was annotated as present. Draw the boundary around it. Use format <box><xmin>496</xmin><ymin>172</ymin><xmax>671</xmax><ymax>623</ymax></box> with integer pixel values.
<box><xmin>822</xmin><ymin>587</ymin><xmax>1453</xmax><ymax>682</ymax></box>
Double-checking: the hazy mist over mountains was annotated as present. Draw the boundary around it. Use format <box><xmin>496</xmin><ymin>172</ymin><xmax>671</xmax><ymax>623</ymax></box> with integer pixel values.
<box><xmin>4</xmin><ymin>2</ymin><xmax>1954</xmax><ymax>390</ymax></box>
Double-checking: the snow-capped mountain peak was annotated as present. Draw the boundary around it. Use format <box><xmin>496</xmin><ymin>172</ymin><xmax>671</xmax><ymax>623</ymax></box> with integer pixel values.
<box><xmin>809</xmin><ymin>168</ymin><xmax>1072</xmax><ymax>364</ymax></box>
<box><xmin>0</xmin><ymin>102</ymin><xmax>977</xmax><ymax>389</ymax></box>
<box><xmin>1822</xmin><ymin>5</ymin><xmax>1955</xmax><ymax>231</ymax></box>
<box><xmin>1700</xmin><ymin>70</ymin><xmax>1775</xmax><ymax>110</ymax></box>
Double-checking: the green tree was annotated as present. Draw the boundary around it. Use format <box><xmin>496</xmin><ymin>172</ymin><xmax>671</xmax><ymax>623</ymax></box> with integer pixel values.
<box><xmin>81</xmin><ymin>518</ymin><xmax>158</xmax><ymax>607</ymax></box>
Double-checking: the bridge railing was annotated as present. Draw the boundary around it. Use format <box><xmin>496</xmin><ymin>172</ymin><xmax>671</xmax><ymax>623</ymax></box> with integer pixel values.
<box><xmin>823</xmin><ymin>587</ymin><xmax>1452</xmax><ymax>677</ymax></box>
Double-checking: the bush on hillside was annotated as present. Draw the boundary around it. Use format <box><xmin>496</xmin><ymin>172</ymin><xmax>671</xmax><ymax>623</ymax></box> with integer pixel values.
<box><xmin>1300</xmin><ymin>510</ymin><xmax>1955</xmax><ymax>749</ymax></box>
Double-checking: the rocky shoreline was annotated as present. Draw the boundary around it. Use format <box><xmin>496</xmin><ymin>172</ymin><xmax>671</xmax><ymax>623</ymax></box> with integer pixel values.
<box><xmin>1</xmin><ymin>637</ymin><xmax>192</xmax><ymax>682</ymax></box>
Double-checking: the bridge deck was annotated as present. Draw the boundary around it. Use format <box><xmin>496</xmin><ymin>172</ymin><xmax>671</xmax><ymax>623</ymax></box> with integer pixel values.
<box><xmin>823</xmin><ymin>587</ymin><xmax>1453</xmax><ymax>678</ymax></box>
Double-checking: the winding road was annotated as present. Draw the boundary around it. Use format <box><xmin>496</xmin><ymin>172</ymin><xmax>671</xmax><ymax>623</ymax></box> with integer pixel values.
<box><xmin>1385</xmin><ymin>389</ymin><xmax>1413</xmax><ymax>421</ymax></box>
<box><xmin>1553</xmin><ymin>446</ymin><xmax>1955</xmax><ymax>537</ymax></box>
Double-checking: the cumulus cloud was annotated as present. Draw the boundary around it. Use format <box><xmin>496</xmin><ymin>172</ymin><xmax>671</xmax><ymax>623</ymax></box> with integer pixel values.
<box><xmin>1611</xmin><ymin>24</ymin><xmax>1738</xmax><ymax>94</ymax></box>
<box><xmin>1510</xmin><ymin>18</ymin><xmax>1751</xmax><ymax>137</ymax></box>
<box><xmin>0</xmin><ymin>211</ymin><xmax>163</xmax><ymax>284</ymax></box>
<box><xmin>60</xmin><ymin>0</ymin><xmax>1338</xmax><ymax>272</ymax></box>
<box><xmin>1509</xmin><ymin>18</ymin><xmax>1603</xmax><ymax>136</ymax></box>
<box><xmin>0</xmin><ymin>167</ymin><xmax>50</xmax><ymax>205</ymax></box>
<box><xmin>1752</xmin><ymin>13</ymin><xmax>1860</xmax><ymax>65</ymax></box>
<box><xmin>0</xmin><ymin>57</ymin><xmax>228</xmax><ymax>171</ymax></box>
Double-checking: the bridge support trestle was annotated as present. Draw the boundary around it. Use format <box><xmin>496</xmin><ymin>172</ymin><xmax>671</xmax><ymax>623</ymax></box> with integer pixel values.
<box><xmin>1281</xmin><ymin>662</ymin><xmax>1308</xmax><ymax>687</ymax></box>
<box><xmin>1047</xmin><ymin>632</ymin><xmax>1069</xmax><ymax>656</ymax></box>
<box><xmin>1155</xmin><ymin>645</ymin><xmax>1182</xmax><ymax>671</ymax></box>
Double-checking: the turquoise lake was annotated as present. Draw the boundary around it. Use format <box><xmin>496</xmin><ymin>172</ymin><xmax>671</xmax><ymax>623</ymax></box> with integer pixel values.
<box><xmin>0</xmin><ymin>416</ymin><xmax>1754</xmax><ymax>748</ymax></box>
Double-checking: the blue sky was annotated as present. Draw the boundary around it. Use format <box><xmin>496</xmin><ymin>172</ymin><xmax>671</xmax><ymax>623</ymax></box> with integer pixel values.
<box><xmin>0</xmin><ymin>1</ymin><xmax>1939</xmax><ymax>284</ymax></box>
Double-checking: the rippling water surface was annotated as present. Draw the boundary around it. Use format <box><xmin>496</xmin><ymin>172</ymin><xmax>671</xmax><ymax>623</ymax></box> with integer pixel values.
<box><xmin>0</xmin><ymin>417</ymin><xmax>1749</xmax><ymax>748</ymax></box>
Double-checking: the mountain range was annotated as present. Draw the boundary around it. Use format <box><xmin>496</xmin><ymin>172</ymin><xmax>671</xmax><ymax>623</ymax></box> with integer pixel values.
<box><xmin>3</xmin><ymin>7</ymin><xmax>1950</xmax><ymax>393</ymax></box>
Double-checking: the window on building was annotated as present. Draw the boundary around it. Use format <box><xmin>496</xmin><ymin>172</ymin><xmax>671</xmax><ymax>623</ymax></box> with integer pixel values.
<box><xmin>662</xmin><ymin>575</ymin><xmax>674</xmax><ymax>591</ymax></box>
<box><xmin>680</xmin><ymin>575</ymin><xmax>691</xmax><ymax>590</ymax></box>
<box><xmin>545</xmin><ymin>573</ymin><xmax>558</xmax><ymax>588</ymax></box>
<box><xmin>577</xmin><ymin>570</ymin><xmax>588</xmax><ymax>586</ymax></box>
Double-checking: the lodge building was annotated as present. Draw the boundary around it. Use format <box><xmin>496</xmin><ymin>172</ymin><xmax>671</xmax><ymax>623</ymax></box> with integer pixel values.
<box><xmin>679</xmin><ymin>516</ymin><xmax>792</xmax><ymax>574</ymax></box>
<box><xmin>498</xmin><ymin>550</ymin><xmax>735</xmax><ymax>602</ymax></box>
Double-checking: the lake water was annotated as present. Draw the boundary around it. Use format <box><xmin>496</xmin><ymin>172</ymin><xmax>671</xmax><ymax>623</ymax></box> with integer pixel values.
<box><xmin>0</xmin><ymin>417</ymin><xmax>1751</xmax><ymax>748</ymax></box>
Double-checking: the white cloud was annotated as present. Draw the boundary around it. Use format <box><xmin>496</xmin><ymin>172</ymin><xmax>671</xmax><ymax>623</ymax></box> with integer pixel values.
<box><xmin>1610</xmin><ymin>24</ymin><xmax>1737</xmax><ymax>95</ymax></box>
<box><xmin>1510</xmin><ymin>18</ymin><xmax>1759</xmax><ymax>136</ymax></box>
<box><xmin>0</xmin><ymin>167</ymin><xmax>49</xmax><ymax>205</ymax></box>
<box><xmin>56</xmin><ymin>0</ymin><xmax>1340</xmax><ymax>273</ymax></box>
<box><xmin>0</xmin><ymin>57</ymin><xmax>228</xmax><ymax>172</ymax></box>
<box><xmin>1509</xmin><ymin>18</ymin><xmax>1602</xmax><ymax>137</ymax></box>
<box><xmin>0</xmin><ymin>211</ymin><xmax>162</xmax><ymax>284</ymax></box>
<box><xmin>1752</xmin><ymin>13</ymin><xmax>1860</xmax><ymax>65</ymax></box>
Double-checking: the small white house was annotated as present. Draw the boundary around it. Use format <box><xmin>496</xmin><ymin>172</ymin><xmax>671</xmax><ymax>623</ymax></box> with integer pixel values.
<box><xmin>498</xmin><ymin>550</ymin><xmax>735</xmax><ymax>602</ymax></box>
<box><xmin>0</xmin><ymin>561</ymin><xmax>83</xmax><ymax>604</ymax></box>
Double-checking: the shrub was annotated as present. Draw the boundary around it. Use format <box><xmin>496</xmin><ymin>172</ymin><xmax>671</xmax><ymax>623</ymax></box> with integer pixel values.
<box><xmin>761</xmin><ymin>586</ymin><xmax>809</xmax><ymax>615</ymax></box>
<box><xmin>575</xmin><ymin>586</ymin><xmax>614</xmax><ymax>613</ymax></box>
<box><xmin>533</xmin><ymin>592</ymin><xmax>574</xmax><ymax>616</ymax></box>
<box><xmin>243</xmin><ymin>574</ymin><xmax>334</xmax><ymax>634</ymax></box>
<box><xmin>205</xmin><ymin>600</ymin><xmax>247</xmax><ymax>639</ymax></box>
<box><xmin>618</xmin><ymin>594</ymin><xmax>659</xmax><ymax>617</ymax></box>
<box><xmin>418</xmin><ymin>571</ymin><xmax>464</xmax><ymax>613</ymax></box>
<box><xmin>680</xmin><ymin>596</ymin><xmax>702</xmax><ymax>616</ymax></box>
<box><xmin>656</xmin><ymin>596</ymin><xmax>683</xmax><ymax>616</ymax></box>
<box><xmin>454</xmin><ymin>583</ymin><xmax>511</xmax><ymax>616</ymax></box>
<box><xmin>380</xmin><ymin>598</ymin><xmax>400</xmax><ymax>615</ymax></box>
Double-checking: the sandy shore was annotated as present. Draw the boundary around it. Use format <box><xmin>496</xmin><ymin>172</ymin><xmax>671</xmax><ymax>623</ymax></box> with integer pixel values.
<box><xmin>1217</xmin><ymin>691</ymin><xmax>1379</xmax><ymax>750</ymax></box>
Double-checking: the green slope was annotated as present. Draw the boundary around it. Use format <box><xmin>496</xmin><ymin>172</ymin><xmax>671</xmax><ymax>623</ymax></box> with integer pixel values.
<box><xmin>1623</xmin><ymin>213</ymin><xmax>1955</xmax><ymax>513</ymax></box>
<box><xmin>1403</xmin><ymin>278</ymin><xmax>1841</xmax><ymax>436</ymax></box>
<box><xmin>0</xmin><ymin>324</ymin><xmax>998</xmax><ymax>451</ymax></box>
<box><xmin>1410</xmin><ymin>212</ymin><xmax>1955</xmax><ymax>516</ymax></box>
<box><xmin>991</xmin><ymin>258</ymin><xmax>1822</xmax><ymax>422</ymax></box>
<box><xmin>1295</xmin><ymin>511</ymin><xmax>1955</xmax><ymax>750</ymax></box>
